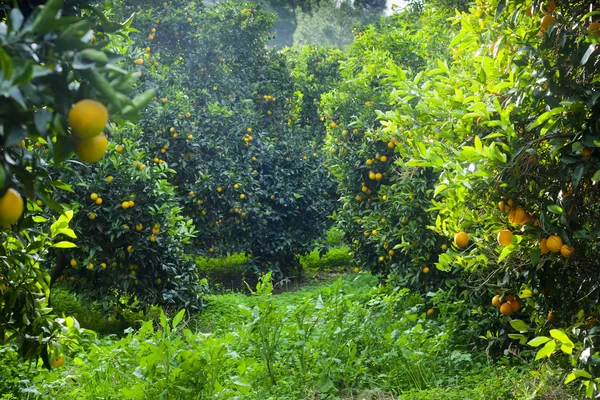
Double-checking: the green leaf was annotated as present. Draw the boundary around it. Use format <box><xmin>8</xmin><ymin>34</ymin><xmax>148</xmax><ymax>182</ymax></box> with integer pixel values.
<box><xmin>592</xmin><ymin>169</ymin><xmax>600</xmax><ymax>183</ymax></box>
<box><xmin>530</xmin><ymin>248</ymin><xmax>541</xmax><ymax>266</ymax></box>
<box><xmin>572</xmin><ymin>164</ymin><xmax>587</xmax><ymax>189</ymax></box>
<box><xmin>550</xmin><ymin>329</ymin><xmax>573</xmax><ymax>346</ymax></box>
<box><xmin>547</xmin><ymin>204</ymin><xmax>563</xmax><ymax>214</ymax></box>
<box><xmin>565</xmin><ymin>370</ymin><xmax>592</xmax><ymax>384</ymax></box>
<box><xmin>30</xmin><ymin>0</ymin><xmax>64</xmax><ymax>34</ymax></box>
<box><xmin>172</xmin><ymin>309</ymin><xmax>185</xmax><ymax>329</ymax></box>
<box><xmin>527</xmin><ymin>336</ymin><xmax>551</xmax><ymax>347</ymax></box>
<box><xmin>509</xmin><ymin>319</ymin><xmax>530</xmax><ymax>332</ymax></box>
<box><xmin>535</xmin><ymin>340</ymin><xmax>556</xmax><ymax>360</ymax></box>
<box><xmin>52</xmin><ymin>241</ymin><xmax>77</xmax><ymax>249</ymax></box>
<box><xmin>34</xmin><ymin>110</ymin><xmax>53</xmax><ymax>135</ymax></box>
<box><xmin>49</xmin><ymin>180</ymin><xmax>74</xmax><ymax>193</ymax></box>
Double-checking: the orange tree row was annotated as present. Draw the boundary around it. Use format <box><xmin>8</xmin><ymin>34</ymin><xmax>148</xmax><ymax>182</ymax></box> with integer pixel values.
<box><xmin>0</xmin><ymin>0</ymin><xmax>165</xmax><ymax>364</ymax></box>
<box><xmin>321</xmin><ymin>0</ymin><xmax>600</xmax><ymax>389</ymax></box>
<box><xmin>108</xmin><ymin>0</ymin><xmax>338</xmax><ymax>277</ymax></box>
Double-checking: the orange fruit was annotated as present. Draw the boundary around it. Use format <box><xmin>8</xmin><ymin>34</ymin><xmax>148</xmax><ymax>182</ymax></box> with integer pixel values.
<box><xmin>454</xmin><ymin>232</ymin><xmax>469</xmax><ymax>248</ymax></box>
<box><xmin>497</xmin><ymin>229</ymin><xmax>512</xmax><ymax>246</ymax></box>
<box><xmin>380</xmin><ymin>156</ymin><xmax>388</xmax><ymax>162</ymax></box>
<box><xmin>589</xmin><ymin>22</ymin><xmax>600</xmax><ymax>35</ymax></box>
<box><xmin>547</xmin><ymin>312</ymin><xmax>556</xmax><ymax>322</ymax></box>
<box><xmin>506</xmin><ymin>199</ymin><xmax>514</xmax><ymax>208</ymax></box>
<box><xmin>508</xmin><ymin>207</ymin><xmax>526</xmax><ymax>225</ymax></box>
<box><xmin>354</xmin><ymin>267</ymin><xmax>360</xmax><ymax>273</ymax></box>
<box><xmin>546</xmin><ymin>235</ymin><xmax>563</xmax><ymax>253</ymax></box>
<box><xmin>95</xmin><ymin>197</ymin><xmax>102</xmax><ymax>205</ymax></box>
<box><xmin>560</xmin><ymin>244</ymin><xmax>574</xmax><ymax>258</ymax></box>
<box><xmin>0</xmin><ymin>188</ymin><xmax>24</xmax><ymax>227</ymax></box>
<box><xmin>427</xmin><ymin>308</ymin><xmax>435</xmax><ymax>316</ymax></box>
<box><xmin>378</xmin><ymin>256</ymin><xmax>384</xmax><ymax>262</ymax></box>
<box><xmin>50</xmin><ymin>354</ymin><xmax>65</xmax><ymax>368</ymax></box>
<box><xmin>423</xmin><ymin>266</ymin><xmax>430</xmax><ymax>274</ymax></box>
<box><xmin>75</xmin><ymin>134</ymin><xmax>108</xmax><ymax>163</ymax></box>
<box><xmin>498</xmin><ymin>201</ymin><xmax>507</xmax><ymax>212</ymax></box>
<box><xmin>500</xmin><ymin>303</ymin><xmax>513</xmax><ymax>316</ymax></box>
<box><xmin>508</xmin><ymin>299</ymin><xmax>520</xmax><ymax>312</ymax></box>
<box><xmin>122</xmin><ymin>201</ymin><xmax>130</xmax><ymax>209</ymax></box>
<box><xmin>540</xmin><ymin>15</ymin><xmax>556</xmax><ymax>32</ymax></box>
<box><xmin>539</xmin><ymin>238</ymin><xmax>549</xmax><ymax>254</ymax></box>
<box><xmin>541</xmin><ymin>0</ymin><xmax>555</xmax><ymax>14</ymax></box>
<box><xmin>90</xmin><ymin>193</ymin><xmax>99</xmax><ymax>201</ymax></box>
<box><xmin>581</xmin><ymin>147</ymin><xmax>593</xmax><ymax>157</ymax></box>
<box><xmin>68</xmin><ymin>100</ymin><xmax>108</xmax><ymax>139</ymax></box>
<box><xmin>375</xmin><ymin>173</ymin><xmax>383</xmax><ymax>180</ymax></box>
<box><xmin>492</xmin><ymin>295</ymin><xmax>501</xmax><ymax>308</ymax></box>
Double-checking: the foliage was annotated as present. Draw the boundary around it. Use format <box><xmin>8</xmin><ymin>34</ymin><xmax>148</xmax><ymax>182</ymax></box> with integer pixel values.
<box><xmin>107</xmin><ymin>0</ymin><xmax>338</xmax><ymax>279</ymax></box>
<box><xmin>322</xmin><ymin>0</ymin><xmax>600</xmax><ymax>395</ymax></box>
<box><xmin>2</xmin><ymin>274</ymin><xmax>549</xmax><ymax>399</ymax></box>
<box><xmin>0</xmin><ymin>0</ymin><xmax>152</xmax><ymax>360</ymax></box>
<box><xmin>47</xmin><ymin>122</ymin><xmax>201</xmax><ymax>312</ymax></box>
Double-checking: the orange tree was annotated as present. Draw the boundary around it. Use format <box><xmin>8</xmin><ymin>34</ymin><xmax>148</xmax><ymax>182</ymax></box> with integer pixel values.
<box><xmin>324</xmin><ymin>0</ymin><xmax>600</xmax><ymax>373</ymax></box>
<box><xmin>321</xmin><ymin>8</ymin><xmax>454</xmax><ymax>287</ymax></box>
<box><xmin>0</xmin><ymin>0</ymin><xmax>154</xmax><ymax>362</ymax></box>
<box><xmin>46</xmin><ymin>122</ymin><xmax>201</xmax><ymax>312</ymax></box>
<box><xmin>109</xmin><ymin>0</ymin><xmax>338</xmax><ymax>278</ymax></box>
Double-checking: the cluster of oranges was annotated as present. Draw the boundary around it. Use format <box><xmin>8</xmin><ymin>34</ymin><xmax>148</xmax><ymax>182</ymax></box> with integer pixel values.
<box><xmin>68</xmin><ymin>99</ymin><xmax>109</xmax><ymax>163</ymax></box>
<box><xmin>492</xmin><ymin>294</ymin><xmax>520</xmax><ymax>316</ymax></box>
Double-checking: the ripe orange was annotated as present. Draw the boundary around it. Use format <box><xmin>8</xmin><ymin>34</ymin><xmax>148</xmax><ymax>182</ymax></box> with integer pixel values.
<box><xmin>589</xmin><ymin>22</ymin><xmax>600</xmax><ymax>35</ymax></box>
<box><xmin>95</xmin><ymin>197</ymin><xmax>102</xmax><ymax>205</ymax></box>
<box><xmin>540</xmin><ymin>15</ymin><xmax>556</xmax><ymax>32</ymax></box>
<box><xmin>388</xmin><ymin>249</ymin><xmax>395</xmax><ymax>256</ymax></box>
<box><xmin>122</xmin><ymin>201</ymin><xmax>130</xmax><ymax>209</ymax></box>
<box><xmin>135</xmin><ymin>224</ymin><xmax>143</xmax><ymax>231</ymax></box>
<box><xmin>581</xmin><ymin>147</ymin><xmax>593</xmax><ymax>157</ymax></box>
<box><xmin>539</xmin><ymin>238</ymin><xmax>549</xmax><ymax>254</ymax></box>
<box><xmin>508</xmin><ymin>207</ymin><xmax>526</xmax><ymax>225</ymax></box>
<box><xmin>547</xmin><ymin>311</ymin><xmax>556</xmax><ymax>322</ymax></box>
<box><xmin>378</xmin><ymin>256</ymin><xmax>384</xmax><ymax>262</ymax></box>
<box><xmin>498</xmin><ymin>201</ymin><xmax>507</xmax><ymax>212</ymax></box>
<box><xmin>423</xmin><ymin>266</ymin><xmax>430</xmax><ymax>274</ymax></box>
<box><xmin>90</xmin><ymin>193</ymin><xmax>99</xmax><ymax>201</ymax></box>
<box><xmin>0</xmin><ymin>188</ymin><xmax>24</xmax><ymax>227</ymax></box>
<box><xmin>546</xmin><ymin>235</ymin><xmax>563</xmax><ymax>253</ymax></box>
<box><xmin>75</xmin><ymin>134</ymin><xmax>108</xmax><ymax>163</ymax></box>
<box><xmin>128</xmin><ymin>200</ymin><xmax>134</xmax><ymax>208</ymax></box>
<box><xmin>354</xmin><ymin>267</ymin><xmax>360</xmax><ymax>273</ymax></box>
<box><xmin>454</xmin><ymin>232</ymin><xmax>469</xmax><ymax>248</ymax></box>
<box><xmin>68</xmin><ymin>100</ymin><xmax>108</xmax><ymax>139</ymax></box>
<box><xmin>540</xmin><ymin>0</ymin><xmax>555</xmax><ymax>15</ymax></box>
<box><xmin>499</xmin><ymin>303</ymin><xmax>513</xmax><ymax>316</ymax></box>
<box><xmin>50</xmin><ymin>354</ymin><xmax>65</xmax><ymax>368</ymax></box>
<box><xmin>497</xmin><ymin>229</ymin><xmax>512</xmax><ymax>246</ymax></box>
<box><xmin>375</xmin><ymin>173</ymin><xmax>383</xmax><ymax>180</ymax></box>
<box><xmin>492</xmin><ymin>295</ymin><xmax>501</xmax><ymax>308</ymax></box>
<box><xmin>560</xmin><ymin>244</ymin><xmax>574</xmax><ymax>258</ymax></box>
<box><xmin>427</xmin><ymin>308</ymin><xmax>434</xmax><ymax>316</ymax></box>
<box><xmin>380</xmin><ymin>156</ymin><xmax>388</xmax><ymax>162</ymax></box>
<box><xmin>508</xmin><ymin>299</ymin><xmax>520</xmax><ymax>312</ymax></box>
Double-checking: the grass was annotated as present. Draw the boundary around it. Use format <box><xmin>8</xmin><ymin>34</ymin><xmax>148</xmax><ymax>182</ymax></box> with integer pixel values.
<box><xmin>0</xmin><ymin>271</ymin><xmax>586</xmax><ymax>399</ymax></box>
